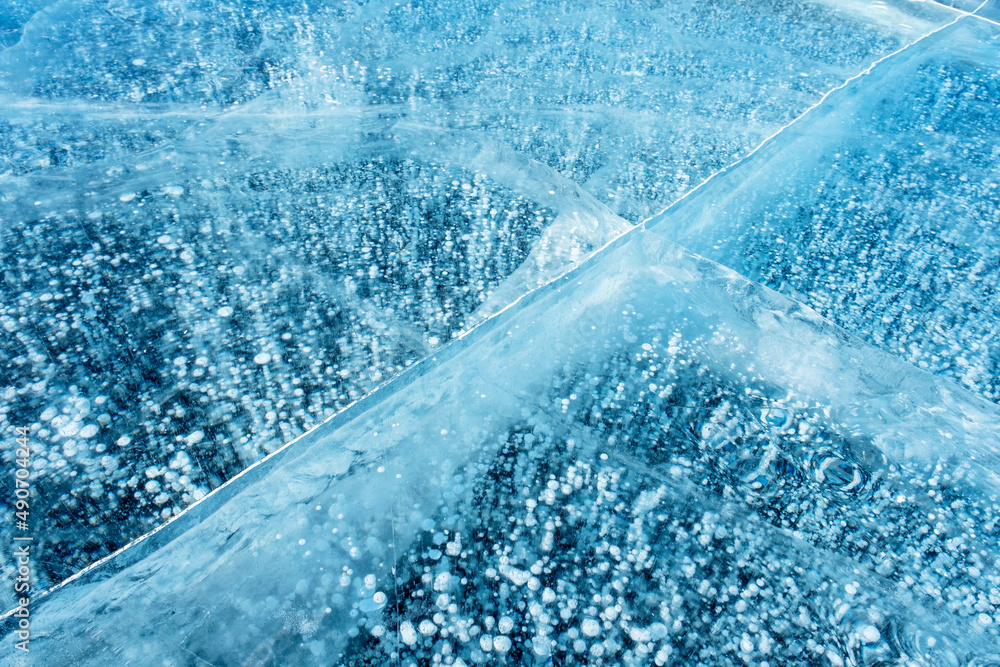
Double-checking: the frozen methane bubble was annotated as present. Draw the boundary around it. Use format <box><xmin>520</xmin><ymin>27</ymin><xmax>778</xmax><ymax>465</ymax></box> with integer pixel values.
<box><xmin>399</xmin><ymin>622</ymin><xmax>417</xmax><ymax>646</ymax></box>
<box><xmin>858</xmin><ymin>625</ymin><xmax>881</xmax><ymax>643</ymax></box>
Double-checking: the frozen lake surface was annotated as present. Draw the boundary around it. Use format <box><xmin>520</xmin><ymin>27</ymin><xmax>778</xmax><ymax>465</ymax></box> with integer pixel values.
<box><xmin>2</xmin><ymin>0</ymin><xmax>999</xmax><ymax>664</ymax></box>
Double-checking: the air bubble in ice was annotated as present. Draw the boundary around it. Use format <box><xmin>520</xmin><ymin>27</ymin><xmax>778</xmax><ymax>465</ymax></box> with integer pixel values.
<box><xmin>58</xmin><ymin>420</ymin><xmax>81</xmax><ymax>437</ymax></box>
<box><xmin>434</xmin><ymin>572</ymin><xmax>451</xmax><ymax>591</ymax></box>
<box><xmin>629</xmin><ymin>626</ymin><xmax>651</xmax><ymax>642</ymax></box>
<box><xmin>858</xmin><ymin>625</ymin><xmax>881</xmax><ymax>643</ymax></box>
<box><xmin>815</xmin><ymin>456</ymin><xmax>867</xmax><ymax>491</ymax></box>
<box><xmin>358</xmin><ymin>591</ymin><xmax>386</xmax><ymax>614</ymax></box>
<box><xmin>400</xmin><ymin>622</ymin><xmax>418</xmax><ymax>645</ymax></box>
<box><xmin>760</xmin><ymin>408</ymin><xmax>791</xmax><ymax>429</ymax></box>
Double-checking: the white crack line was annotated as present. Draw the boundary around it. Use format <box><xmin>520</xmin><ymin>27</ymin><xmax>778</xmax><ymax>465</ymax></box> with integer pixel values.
<box><xmin>642</xmin><ymin>0</ymin><xmax>993</xmax><ymax>228</ymax></box>
<box><xmin>926</xmin><ymin>0</ymin><xmax>1000</xmax><ymax>28</ymax></box>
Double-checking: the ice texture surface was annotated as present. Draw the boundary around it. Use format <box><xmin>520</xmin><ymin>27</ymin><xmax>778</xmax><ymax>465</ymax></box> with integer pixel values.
<box><xmin>5</xmin><ymin>226</ymin><xmax>1000</xmax><ymax>665</ymax></box>
<box><xmin>652</xmin><ymin>17</ymin><xmax>1000</xmax><ymax>402</ymax></box>
<box><xmin>979</xmin><ymin>0</ymin><xmax>1000</xmax><ymax>21</ymax></box>
<box><xmin>0</xmin><ymin>0</ymin><xmax>962</xmax><ymax>592</ymax></box>
<box><xmin>2</xmin><ymin>0</ymin><xmax>1000</xmax><ymax>663</ymax></box>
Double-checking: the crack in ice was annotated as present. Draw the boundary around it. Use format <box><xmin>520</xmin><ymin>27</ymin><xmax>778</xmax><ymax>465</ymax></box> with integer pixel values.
<box><xmin>643</xmin><ymin>0</ymin><xmax>993</xmax><ymax>230</ymax></box>
<box><xmin>4</xmin><ymin>0</ymin><xmax>996</xmax><ymax>624</ymax></box>
<box><xmin>925</xmin><ymin>0</ymin><xmax>1000</xmax><ymax>28</ymax></box>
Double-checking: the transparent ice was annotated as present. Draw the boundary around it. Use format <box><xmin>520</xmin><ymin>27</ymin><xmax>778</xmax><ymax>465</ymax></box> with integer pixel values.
<box><xmin>1</xmin><ymin>0</ymin><xmax>1000</xmax><ymax>665</ymax></box>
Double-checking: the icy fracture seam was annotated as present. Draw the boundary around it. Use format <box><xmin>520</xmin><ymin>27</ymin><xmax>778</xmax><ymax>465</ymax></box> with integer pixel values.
<box><xmin>0</xmin><ymin>386</ymin><xmax>369</xmax><ymax>619</ymax></box>
<box><xmin>484</xmin><ymin>0</ymin><xmax>996</xmax><ymax>310</ymax></box>
<box><xmin>926</xmin><ymin>0</ymin><xmax>1000</xmax><ymax>28</ymax></box>
<box><xmin>459</xmin><ymin>0</ymin><xmax>990</xmax><ymax>346</ymax></box>
<box><xmin>472</xmin><ymin>4</ymin><xmax>996</xmax><ymax>323</ymax></box>
<box><xmin>442</xmin><ymin>0</ymin><xmax>997</xmax><ymax>317</ymax></box>
<box><xmin>642</xmin><ymin>0</ymin><xmax>991</xmax><ymax>230</ymax></box>
<box><xmin>974</xmin><ymin>12</ymin><xmax>1000</xmax><ymax>28</ymax></box>
<box><xmin>1</xmin><ymin>220</ymin><xmax>554</xmax><ymax>614</ymax></box>
<box><xmin>453</xmin><ymin>0</ymin><xmax>994</xmax><ymax>426</ymax></box>
<box><xmin>1</xmin><ymin>2</ymin><xmax>987</xmax><ymax>620</ymax></box>
<box><xmin>0</xmin><ymin>228</ymin><xmax>539</xmax><ymax>616</ymax></box>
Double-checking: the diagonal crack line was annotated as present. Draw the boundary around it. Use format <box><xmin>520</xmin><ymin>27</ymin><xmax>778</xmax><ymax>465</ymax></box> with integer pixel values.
<box><xmin>416</xmin><ymin>1</ymin><xmax>998</xmax><ymax>392</ymax></box>
<box><xmin>926</xmin><ymin>0</ymin><xmax>1000</xmax><ymax>28</ymax></box>
<box><xmin>641</xmin><ymin>0</ymin><xmax>992</xmax><ymax>229</ymax></box>
<box><xmin>461</xmin><ymin>2</ymin><xmax>996</xmax><ymax>356</ymax></box>
<box><xmin>8</xmin><ymin>6</ymin><xmax>989</xmax><ymax>623</ymax></box>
